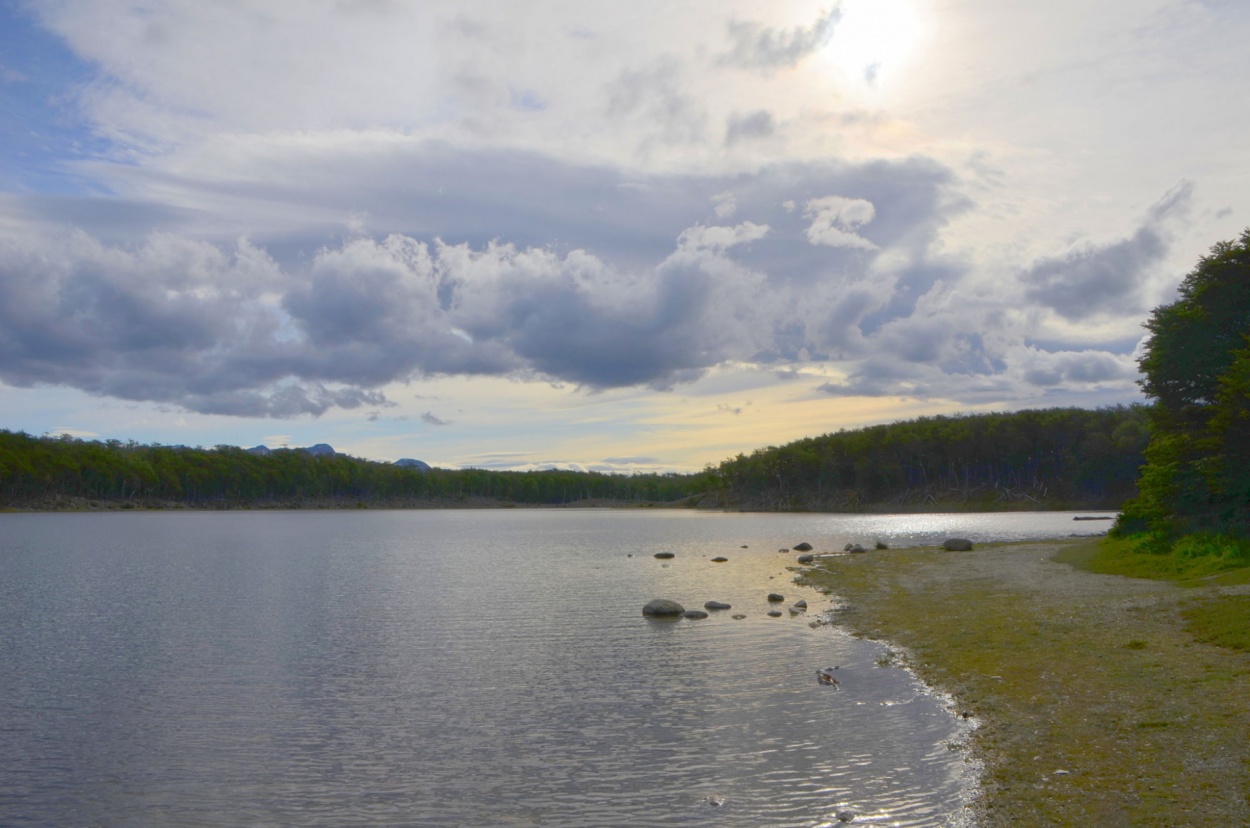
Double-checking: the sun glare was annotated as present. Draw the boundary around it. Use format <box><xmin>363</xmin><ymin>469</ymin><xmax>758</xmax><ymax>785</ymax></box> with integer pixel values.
<box><xmin>827</xmin><ymin>0</ymin><xmax>926</xmax><ymax>91</ymax></box>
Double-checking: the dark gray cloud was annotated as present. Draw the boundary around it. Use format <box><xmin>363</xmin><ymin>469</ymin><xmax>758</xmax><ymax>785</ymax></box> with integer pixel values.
<box><xmin>1020</xmin><ymin>182</ymin><xmax>1191</xmax><ymax>320</ymax></box>
<box><xmin>720</xmin><ymin>9</ymin><xmax>841</xmax><ymax>72</ymax></box>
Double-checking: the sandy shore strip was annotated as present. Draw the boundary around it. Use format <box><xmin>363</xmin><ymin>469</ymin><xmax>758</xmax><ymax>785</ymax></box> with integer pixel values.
<box><xmin>800</xmin><ymin>538</ymin><xmax>1250</xmax><ymax>826</ymax></box>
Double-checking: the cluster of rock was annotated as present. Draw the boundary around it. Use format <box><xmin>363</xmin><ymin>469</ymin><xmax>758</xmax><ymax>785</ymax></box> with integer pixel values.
<box><xmin>642</xmin><ymin>593</ymin><xmax>810</xmax><ymax>621</ymax></box>
<box><xmin>642</xmin><ymin>598</ymin><xmax>725</xmax><ymax>620</ymax></box>
<box><xmin>787</xmin><ymin>537</ymin><xmax>976</xmax><ymax>561</ymax></box>
<box><xmin>641</xmin><ymin>534</ymin><xmax>978</xmax><ymax>626</ymax></box>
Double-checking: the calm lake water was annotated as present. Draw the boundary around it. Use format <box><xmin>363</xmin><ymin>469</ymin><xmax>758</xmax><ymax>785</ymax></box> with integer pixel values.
<box><xmin>0</xmin><ymin>509</ymin><xmax>1113</xmax><ymax>827</ymax></box>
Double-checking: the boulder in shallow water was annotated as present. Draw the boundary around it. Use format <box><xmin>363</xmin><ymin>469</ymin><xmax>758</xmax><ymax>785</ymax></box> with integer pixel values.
<box><xmin>732</xmin><ymin>614</ymin><xmax>747</xmax><ymax>620</ymax></box>
<box><xmin>767</xmin><ymin>610</ymin><xmax>783</xmax><ymax>617</ymax></box>
<box><xmin>847</xmin><ymin>544</ymin><xmax>867</xmax><ymax>554</ymax></box>
<box><xmin>942</xmin><ymin>537</ymin><xmax>974</xmax><ymax>551</ymax></box>
<box><xmin>793</xmin><ymin>542</ymin><xmax>814</xmax><ymax>551</ymax></box>
<box><xmin>793</xmin><ymin>599</ymin><xmax>808</xmax><ymax>609</ymax></box>
<box><xmin>642</xmin><ymin>598</ymin><xmax>685</xmax><ymax>616</ymax></box>
<box><xmin>767</xmin><ymin>593</ymin><xmax>785</xmax><ymax>603</ymax></box>
<box><xmin>710</xmin><ymin>556</ymin><xmax>728</xmax><ymax>563</ymax></box>
<box><xmin>682</xmin><ymin>610</ymin><xmax>709</xmax><ymax>619</ymax></box>
<box><xmin>654</xmin><ymin>551</ymin><xmax>675</xmax><ymax>559</ymax></box>
<box><xmin>797</xmin><ymin>553</ymin><xmax>815</xmax><ymax>564</ymax></box>
<box><xmin>704</xmin><ymin>601</ymin><xmax>732</xmax><ymax>610</ymax></box>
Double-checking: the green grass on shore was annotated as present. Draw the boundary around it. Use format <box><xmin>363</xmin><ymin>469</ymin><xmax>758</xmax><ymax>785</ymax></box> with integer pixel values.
<box><xmin>1056</xmin><ymin>534</ymin><xmax>1250</xmax><ymax>586</ymax></box>
<box><xmin>800</xmin><ymin>538</ymin><xmax>1250</xmax><ymax>825</ymax></box>
<box><xmin>1058</xmin><ymin>535</ymin><xmax>1250</xmax><ymax>655</ymax></box>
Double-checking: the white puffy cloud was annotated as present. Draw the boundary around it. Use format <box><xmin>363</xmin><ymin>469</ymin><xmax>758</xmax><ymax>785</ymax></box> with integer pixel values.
<box><xmin>804</xmin><ymin>196</ymin><xmax>880</xmax><ymax>250</ymax></box>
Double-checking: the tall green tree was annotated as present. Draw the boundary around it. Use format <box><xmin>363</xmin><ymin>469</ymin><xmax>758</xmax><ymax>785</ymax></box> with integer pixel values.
<box><xmin>1121</xmin><ymin>229</ymin><xmax>1250</xmax><ymax>538</ymax></box>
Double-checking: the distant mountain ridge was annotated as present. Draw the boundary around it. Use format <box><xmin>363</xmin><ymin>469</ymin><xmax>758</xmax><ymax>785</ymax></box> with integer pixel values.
<box><xmin>245</xmin><ymin>443</ymin><xmax>429</xmax><ymax>470</ymax></box>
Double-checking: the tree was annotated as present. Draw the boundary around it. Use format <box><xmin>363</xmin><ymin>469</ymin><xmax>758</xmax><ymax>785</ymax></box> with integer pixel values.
<box><xmin>1120</xmin><ymin>229</ymin><xmax>1250</xmax><ymax>539</ymax></box>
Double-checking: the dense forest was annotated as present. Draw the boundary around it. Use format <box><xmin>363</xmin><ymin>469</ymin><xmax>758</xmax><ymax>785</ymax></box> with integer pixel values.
<box><xmin>1</xmin><ymin>404</ymin><xmax>1150</xmax><ymax>511</ymax></box>
<box><xmin>0</xmin><ymin>431</ymin><xmax>701</xmax><ymax>509</ymax></box>
<box><xmin>700</xmin><ymin>406</ymin><xmax>1149</xmax><ymax>511</ymax></box>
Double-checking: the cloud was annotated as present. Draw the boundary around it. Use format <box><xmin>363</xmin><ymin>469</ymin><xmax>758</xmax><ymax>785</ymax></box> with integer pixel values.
<box><xmin>0</xmin><ymin>215</ymin><xmax>777</xmax><ymax>413</ymax></box>
<box><xmin>1019</xmin><ymin>348</ymin><xmax>1137</xmax><ymax>388</ymax></box>
<box><xmin>677</xmin><ymin>221</ymin><xmax>769</xmax><ymax>251</ymax></box>
<box><xmin>0</xmin><ymin>122</ymin><xmax>1173</xmax><ymax>421</ymax></box>
<box><xmin>710</xmin><ymin>191</ymin><xmax>737</xmax><ymax>218</ymax></box>
<box><xmin>421</xmin><ymin>411</ymin><xmax>450</xmax><ymax>426</ymax></box>
<box><xmin>605</xmin><ymin>59</ymin><xmax>706</xmax><ymax>147</ymax></box>
<box><xmin>720</xmin><ymin>9</ymin><xmax>842</xmax><ymax>72</ymax></box>
<box><xmin>725</xmin><ymin>110</ymin><xmax>775</xmax><ymax>146</ymax></box>
<box><xmin>804</xmin><ymin>195</ymin><xmax>879</xmax><ymax>249</ymax></box>
<box><xmin>0</xmin><ymin>144</ymin><xmax>999</xmax><ymax>417</ymax></box>
<box><xmin>1020</xmin><ymin>182</ymin><xmax>1192</xmax><ymax>320</ymax></box>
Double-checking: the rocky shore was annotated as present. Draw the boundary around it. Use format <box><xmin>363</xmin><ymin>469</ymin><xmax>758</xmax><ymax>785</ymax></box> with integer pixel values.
<box><xmin>800</xmin><ymin>538</ymin><xmax>1250</xmax><ymax>826</ymax></box>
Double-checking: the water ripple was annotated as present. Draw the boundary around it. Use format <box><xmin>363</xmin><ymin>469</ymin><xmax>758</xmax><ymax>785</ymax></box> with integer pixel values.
<box><xmin>0</xmin><ymin>510</ymin><xmax>1008</xmax><ymax>827</ymax></box>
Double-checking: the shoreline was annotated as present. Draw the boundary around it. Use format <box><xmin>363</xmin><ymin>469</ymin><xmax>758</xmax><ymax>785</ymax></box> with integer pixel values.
<box><xmin>1</xmin><ymin>495</ymin><xmax>1122</xmax><ymax>514</ymax></box>
<box><xmin>799</xmin><ymin>539</ymin><xmax>1250</xmax><ymax>826</ymax></box>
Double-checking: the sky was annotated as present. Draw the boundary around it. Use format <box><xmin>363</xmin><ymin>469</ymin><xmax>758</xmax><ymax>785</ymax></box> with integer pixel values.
<box><xmin>1</xmin><ymin>0</ymin><xmax>1248</xmax><ymax>472</ymax></box>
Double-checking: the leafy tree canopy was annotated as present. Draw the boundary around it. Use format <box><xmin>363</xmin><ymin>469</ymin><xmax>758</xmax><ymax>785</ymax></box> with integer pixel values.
<box><xmin>1120</xmin><ymin>229</ymin><xmax>1250</xmax><ymax>540</ymax></box>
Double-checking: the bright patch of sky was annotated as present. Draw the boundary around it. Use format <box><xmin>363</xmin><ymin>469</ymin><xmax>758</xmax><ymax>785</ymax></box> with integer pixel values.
<box><xmin>1</xmin><ymin>0</ymin><xmax>1248</xmax><ymax>471</ymax></box>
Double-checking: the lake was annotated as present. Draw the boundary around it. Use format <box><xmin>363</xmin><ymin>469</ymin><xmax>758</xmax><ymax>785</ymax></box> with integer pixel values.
<box><xmin>0</xmin><ymin>509</ymin><xmax>1113</xmax><ymax>827</ymax></box>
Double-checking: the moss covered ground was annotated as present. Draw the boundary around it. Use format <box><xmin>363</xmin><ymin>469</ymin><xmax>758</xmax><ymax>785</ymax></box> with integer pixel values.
<box><xmin>799</xmin><ymin>538</ymin><xmax>1250</xmax><ymax>826</ymax></box>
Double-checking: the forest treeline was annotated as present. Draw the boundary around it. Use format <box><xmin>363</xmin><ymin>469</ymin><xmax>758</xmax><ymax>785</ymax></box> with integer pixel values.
<box><xmin>0</xmin><ymin>431</ymin><xmax>699</xmax><ymax>508</ymax></box>
<box><xmin>700</xmin><ymin>406</ymin><xmax>1150</xmax><ymax>511</ymax></box>
<box><xmin>1</xmin><ymin>405</ymin><xmax>1150</xmax><ymax>511</ymax></box>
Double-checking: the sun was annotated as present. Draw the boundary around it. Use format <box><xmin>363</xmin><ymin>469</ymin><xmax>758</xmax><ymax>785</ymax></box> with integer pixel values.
<box><xmin>826</xmin><ymin>0</ymin><xmax>926</xmax><ymax>91</ymax></box>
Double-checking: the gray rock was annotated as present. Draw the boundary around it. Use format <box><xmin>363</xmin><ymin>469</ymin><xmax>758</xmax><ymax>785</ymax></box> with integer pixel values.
<box><xmin>793</xmin><ymin>542</ymin><xmax>814</xmax><ymax>551</ymax></box>
<box><xmin>797</xmin><ymin>553</ymin><xmax>815</xmax><ymax>564</ymax></box>
<box><xmin>847</xmin><ymin>544</ymin><xmax>867</xmax><ymax>554</ymax></box>
<box><xmin>710</xmin><ymin>556</ymin><xmax>728</xmax><ymax>563</ymax></box>
<box><xmin>942</xmin><ymin>537</ymin><xmax>974</xmax><ymax>551</ymax></box>
<box><xmin>732</xmin><ymin>614</ymin><xmax>747</xmax><ymax>620</ymax></box>
<box><xmin>793</xmin><ymin>599</ymin><xmax>808</xmax><ymax>609</ymax></box>
<box><xmin>704</xmin><ymin>601</ymin><xmax>732</xmax><ymax>611</ymax></box>
<box><xmin>767</xmin><ymin>593</ymin><xmax>785</xmax><ymax>602</ymax></box>
<box><xmin>642</xmin><ymin>598</ymin><xmax>685</xmax><ymax>617</ymax></box>
<box><xmin>767</xmin><ymin>610</ymin><xmax>783</xmax><ymax>618</ymax></box>
<box><xmin>682</xmin><ymin>610</ymin><xmax>709</xmax><ymax>620</ymax></box>
<box><xmin>654</xmin><ymin>551</ymin><xmax>676</xmax><ymax>559</ymax></box>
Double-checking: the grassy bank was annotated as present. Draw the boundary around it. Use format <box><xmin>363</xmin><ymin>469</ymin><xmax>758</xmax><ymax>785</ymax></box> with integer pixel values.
<box><xmin>799</xmin><ymin>538</ymin><xmax>1250</xmax><ymax>826</ymax></box>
